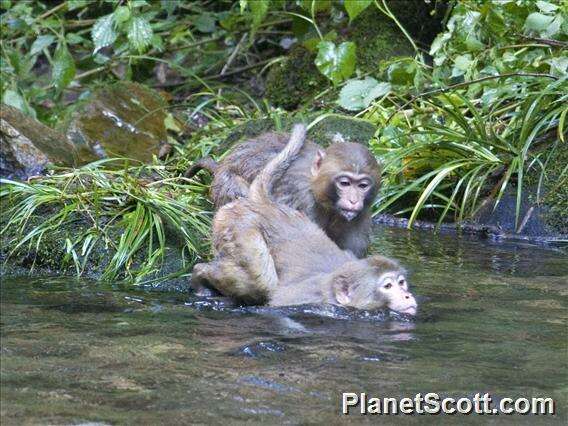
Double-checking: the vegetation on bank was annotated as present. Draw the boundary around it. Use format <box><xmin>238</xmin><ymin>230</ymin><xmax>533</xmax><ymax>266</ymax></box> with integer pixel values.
<box><xmin>1</xmin><ymin>0</ymin><xmax>566</xmax><ymax>283</ymax></box>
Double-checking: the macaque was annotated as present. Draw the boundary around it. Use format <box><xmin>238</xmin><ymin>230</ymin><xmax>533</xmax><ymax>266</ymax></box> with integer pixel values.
<box><xmin>186</xmin><ymin>130</ymin><xmax>381</xmax><ymax>258</ymax></box>
<box><xmin>191</xmin><ymin>125</ymin><xmax>417</xmax><ymax>316</ymax></box>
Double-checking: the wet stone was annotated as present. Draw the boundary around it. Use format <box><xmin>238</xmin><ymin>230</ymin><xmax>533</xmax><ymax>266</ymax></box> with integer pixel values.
<box><xmin>0</xmin><ymin>104</ymin><xmax>77</xmax><ymax>179</ymax></box>
<box><xmin>65</xmin><ymin>82</ymin><xmax>169</xmax><ymax>163</ymax></box>
<box><xmin>235</xmin><ymin>341</ymin><xmax>286</xmax><ymax>358</ymax></box>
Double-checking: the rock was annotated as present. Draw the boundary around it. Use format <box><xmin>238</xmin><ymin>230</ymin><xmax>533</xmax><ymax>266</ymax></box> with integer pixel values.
<box><xmin>307</xmin><ymin>115</ymin><xmax>377</xmax><ymax>147</ymax></box>
<box><xmin>265</xmin><ymin>46</ymin><xmax>328</xmax><ymax>110</ymax></box>
<box><xmin>347</xmin><ymin>7</ymin><xmax>414</xmax><ymax>74</ymax></box>
<box><xmin>264</xmin><ymin>0</ymin><xmax>446</xmax><ymax>110</ymax></box>
<box><xmin>0</xmin><ymin>200</ymin><xmax>191</xmax><ymax>292</ymax></box>
<box><xmin>0</xmin><ymin>104</ymin><xmax>81</xmax><ymax>179</ymax></box>
<box><xmin>221</xmin><ymin>115</ymin><xmax>377</xmax><ymax>153</ymax></box>
<box><xmin>473</xmin><ymin>142</ymin><xmax>568</xmax><ymax>238</ymax></box>
<box><xmin>63</xmin><ymin>82</ymin><xmax>169</xmax><ymax>163</ymax></box>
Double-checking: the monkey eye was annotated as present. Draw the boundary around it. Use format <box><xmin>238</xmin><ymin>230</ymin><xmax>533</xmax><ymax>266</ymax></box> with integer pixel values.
<box><xmin>338</xmin><ymin>179</ymin><xmax>351</xmax><ymax>187</ymax></box>
<box><xmin>358</xmin><ymin>182</ymin><xmax>370</xmax><ymax>190</ymax></box>
<box><xmin>383</xmin><ymin>283</ymin><xmax>392</xmax><ymax>289</ymax></box>
<box><xmin>398</xmin><ymin>279</ymin><xmax>405</xmax><ymax>286</ymax></box>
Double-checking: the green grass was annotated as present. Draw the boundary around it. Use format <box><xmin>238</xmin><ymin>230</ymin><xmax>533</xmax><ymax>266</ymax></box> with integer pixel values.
<box><xmin>372</xmin><ymin>77</ymin><xmax>568</xmax><ymax>229</ymax></box>
<box><xmin>1</xmin><ymin>158</ymin><xmax>212</xmax><ymax>283</ymax></box>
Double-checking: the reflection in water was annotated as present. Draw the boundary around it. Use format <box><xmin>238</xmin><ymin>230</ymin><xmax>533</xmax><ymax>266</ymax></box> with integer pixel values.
<box><xmin>1</xmin><ymin>226</ymin><xmax>567</xmax><ymax>424</ymax></box>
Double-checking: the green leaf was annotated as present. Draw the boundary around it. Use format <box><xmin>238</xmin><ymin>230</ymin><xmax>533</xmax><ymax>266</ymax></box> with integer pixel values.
<box><xmin>315</xmin><ymin>41</ymin><xmax>356</xmax><ymax>85</ymax></box>
<box><xmin>544</xmin><ymin>15</ymin><xmax>563</xmax><ymax>37</ymax></box>
<box><xmin>451</xmin><ymin>54</ymin><xmax>472</xmax><ymax>77</ymax></box>
<box><xmin>535</xmin><ymin>1</ymin><xmax>558</xmax><ymax>14</ymax></box>
<box><xmin>344</xmin><ymin>0</ymin><xmax>372</xmax><ymax>22</ymax></box>
<box><xmin>67</xmin><ymin>0</ymin><xmax>87</xmax><ymax>10</ymax></box>
<box><xmin>92</xmin><ymin>14</ymin><xmax>117</xmax><ymax>54</ymax></box>
<box><xmin>364</xmin><ymin>81</ymin><xmax>391</xmax><ymax>105</ymax></box>
<box><xmin>113</xmin><ymin>6</ymin><xmax>131</xmax><ymax>24</ymax></box>
<box><xmin>53</xmin><ymin>43</ymin><xmax>76</xmax><ymax>91</ymax></box>
<box><xmin>131</xmin><ymin>0</ymin><xmax>149</xmax><ymax>8</ymax></box>
<box><xmin>299</xmin><ymin>0</ymin><xmax>331</xmax><ymax>12</ymax></box>
<box><xmin>387</xmin><ymin>60</ymin><xmax>417</xmax><ymax>85</ymax></box>
<box><xmin>66</xmin><ymin>33</ymin><xmax>85</xmax><ymax>45</ymax></box>
<box><xmin>338</xmin><ymin>77</ymin><xmax>379</xmax><ymax>111</ymax></box>
<box><xmin>30</xmin><ymin>35</ymin><xmax>56</xmax><ymax>56</ymax></box>
<box><xmin>548</xmin><ymin>56</ymin><xmax>568</xmax><ymax>77</ymax></box>
<box><xmin>2</xmin><ymin>89</ymin><xmax>26</xmax><ymax>112</ymax></box>
<box><xmin>429</xmin><ymin>32</ymin><xmax>450</xmax><ymax>56</ymax></box>
<box><xmin>127</xmin><ymin>17</ymin><xmax>154</xmax><ymax>53</ymax></box>
<box><xmin>337</xmin><ymin>77</ymin><xmax>391</xmax><ymax>111</ymax></box>
<box><xmin>194</xmin><ymin>13</ymin><xmax>216</xmax><ymax>33</ymax></box>
<box><xmin>249</xmin><ymin>0</ymin><xmax>269</xmax><ymax>28</ymax></box>
<box><xmin>524</xmin><ymin>12</ymin><xmax>555</xmax><ymax>32</ymax></box>
<box><xmin>464</xmin><ymin>35</ymin><xmax>484</xmax><ymax>52</ymax></box>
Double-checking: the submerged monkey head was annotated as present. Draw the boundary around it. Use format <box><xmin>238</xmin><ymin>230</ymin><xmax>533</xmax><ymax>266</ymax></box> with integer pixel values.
<box><xmin>330</xmin><ymin>255</ymin><xmax>417</xmax><ymax>315</ymax></box>
<box><xmin>311</xmin><ymin>142</ymin><xmax>381</xmax><ymax>222</ymax></box>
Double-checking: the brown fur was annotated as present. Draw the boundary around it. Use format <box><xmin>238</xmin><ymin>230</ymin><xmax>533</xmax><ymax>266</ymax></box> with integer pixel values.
<box><xmin>186</xmin><ymin>132</ymin><xmax>381</xmax><ymax>258</ymax></box>
<box><xmin>191</xmin><ymin>125</ymin><xmax>417</xmax><ymax>314</ymax></box>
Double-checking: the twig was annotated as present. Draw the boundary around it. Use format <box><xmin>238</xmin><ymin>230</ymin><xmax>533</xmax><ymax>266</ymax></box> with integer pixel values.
<box><xmin>209</xmin><ymin>57</ymin><xmax>275</xmax><ymax>79</ymax></box>
<box><xmin>167</xmin><ymin>36</ymin><xmax>224</xmax><ymax>52</ymax></box>
<box><xmin>37</xmin><ymin>2</ymin><xmax>67</xmax><ymax>21</ymax></box>
<box><xmin>65</xmin><ymin>19</ymin><xmax>97</xmax><ymax>28</ymax></box>
<box><xmin>519</xmin><ymin>35</ymin><xmax>568</xmax><ymax>48</ymax></box>
<box><xmin>385</xmin><ymin>73</ymin><xmax>559</xmax><ymax>125</ymax></box>
<box><xmin>220</xmin><ymin>33</ymin><xmax>247</xmax><ymax>76</ymax></box>
<box><xmin>74</xmin><ymin>66</ymin><xmax>106</xmax><ymax>81</ymax></box>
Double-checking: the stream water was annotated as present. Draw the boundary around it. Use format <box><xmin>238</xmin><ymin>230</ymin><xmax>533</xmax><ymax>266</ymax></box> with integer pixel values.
<box><xmin>1</xmin><ymin>227</ymin><xmax>567</xmax><ymax>425</ymax></box>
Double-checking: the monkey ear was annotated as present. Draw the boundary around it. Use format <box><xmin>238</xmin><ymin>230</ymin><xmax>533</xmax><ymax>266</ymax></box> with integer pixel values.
<box><xmin>311</xmin><ymin>149</ymin><xmax>326</xmax><ymax>176</ymax></box>
<box><xmin>333</xmin><ymin>281</ymin><xmax>351</xmax><ymax>306</ymax></box>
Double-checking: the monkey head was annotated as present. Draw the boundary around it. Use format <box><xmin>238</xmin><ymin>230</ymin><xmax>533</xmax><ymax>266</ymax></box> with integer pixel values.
<box><xmin>331</xmin><ymin>255</ymin><xmax>417</xmax><ymax>315</ymax></box>
<box><xmin>311</xmin><ymin>142</ymin><xmax>381</xmax><ymax>222</ymax></box>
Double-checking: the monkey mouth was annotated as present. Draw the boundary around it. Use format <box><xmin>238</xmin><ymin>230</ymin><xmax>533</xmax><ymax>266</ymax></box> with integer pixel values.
<box><xmin>339</xmin><ymin>209</ymin><xmax>359</xmax><ymax>221</ymax></box>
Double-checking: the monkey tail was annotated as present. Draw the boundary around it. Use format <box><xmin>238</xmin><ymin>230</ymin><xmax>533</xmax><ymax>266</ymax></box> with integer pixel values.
<box><xmin>184</xmin><ymin>157</ymin><xmax>218</xmax><ymax>179</ymax></box>
<box><xmin>249</xmin><ymin>123</ymin><xmax>307</xmax><ymax>204</ymax></box>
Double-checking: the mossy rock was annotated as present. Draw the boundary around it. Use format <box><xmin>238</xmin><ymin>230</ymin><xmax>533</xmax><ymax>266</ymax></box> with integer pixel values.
<box><xmin>346</xmin><ymin>7</ymin><xmax>414</xmax><ymax>74</ymax></box>
<box><xmin>265</xmin><ymin>46</ymin><xmax>328</xmax><ymax>110</ymax></box>
<box><xmin>0</xmin><ymin>200</ymin><xmax>193</xmax><ymax>292</ymax></box>
<box><xmin>473</xmin><ymin>142</ymin><xmax>567</xmax><ymax>238</ymax></box>
<box><xmin>221</xmin><ymin>114</ymin><xmax>377</xmax><ymax>152</ymax></box>
<box><xmin>530</xmin><ymin>143</ymin><xmax>568</xmax><ymax>235</ymax></box>
<box><xmin>62</xmin><ymin>81</ymin><xmax>169</xmax><ymax>164</ymax></box>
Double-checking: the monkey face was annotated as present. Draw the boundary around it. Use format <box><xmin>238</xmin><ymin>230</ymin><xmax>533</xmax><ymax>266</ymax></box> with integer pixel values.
<box><xmin>333</xmin><ymin>264</ymin><xmax>417</xmax><ymax>315</ymax></box>
<box><xmin>311</xmin><ymin>143</ymin><xmax>380</xmax><ymax>222</ymax></box>
<box><xmin>333</xmin><ymin>173</ymin><xmax>374</xmax><ymax>221</ymax></box>
<box><xmin>375</xmin><ymin>272</ymin><xmax>417</xmax><ymax>316</ymax></box>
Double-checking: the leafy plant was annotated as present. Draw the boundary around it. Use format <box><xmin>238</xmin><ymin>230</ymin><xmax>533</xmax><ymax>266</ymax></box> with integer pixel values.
<box><xmin>372</xmin><ymin>78</ymin><xmax>567</xmax><ymax>228</ymax></box>
<box><xmin>1</xmin><ymin>160</ymin><xmax>212</xmax><ymax>282</ymax></box>
<box><xmin>315</xmin><ymin>40</ymin><xmax>356</xmax><ymax>86</ymax></box>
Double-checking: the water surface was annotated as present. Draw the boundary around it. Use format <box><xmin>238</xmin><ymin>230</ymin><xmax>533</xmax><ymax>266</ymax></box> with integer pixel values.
<box><xmin>1</xmin><ymin>227</ymin><xmax>567</xmax><ymax>424</ymax></box>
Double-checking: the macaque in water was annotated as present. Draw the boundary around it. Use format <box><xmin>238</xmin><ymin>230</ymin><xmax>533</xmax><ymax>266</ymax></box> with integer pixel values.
<box><xmin>186</xmin><ymin>130</ymin><xmax>381</xmax><ymax>258</ymax></box>
<box><xmin>191</xmin><ymin>125</ymin><xmax>417</xmax><ymax>315</ymax></box>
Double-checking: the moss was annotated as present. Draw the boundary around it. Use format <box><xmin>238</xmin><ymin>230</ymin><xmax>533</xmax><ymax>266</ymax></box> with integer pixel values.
<box><xmin>221</xmin><ymin>114</ymin><xmax>377</xmax><ymax>152</ymax></box>
<box><xmin>306</xmin><ymin>115</ymin><xmax>377</xmax><ymax>147</ymax></box>
<box><xmin>385</xmin><ymin>0</ymin><xmax>448</xmax><ymax>47</ymax></box>
<box><xmin>265</xmin><ymin>46</ymin><xmax>328</xmax><ymax>110</ymax></box>
<box><xmin>347</xmin><ymin>7</ymin><xmax>414</xmax><ymax>75</ymax></box>
<box><xmin>60</xmin><ymin>81</ymin><xmax>168</xmax><ymax>165</ymax></box>
<box><xmin>538</xmin><ymin>145</ymin><xmax>568</xmax><ymax>234</ymax></box>
<box><xmin>0</xmin><ymin>198</ymin><xmax>192</xmax><ymax>290</ymax></box>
